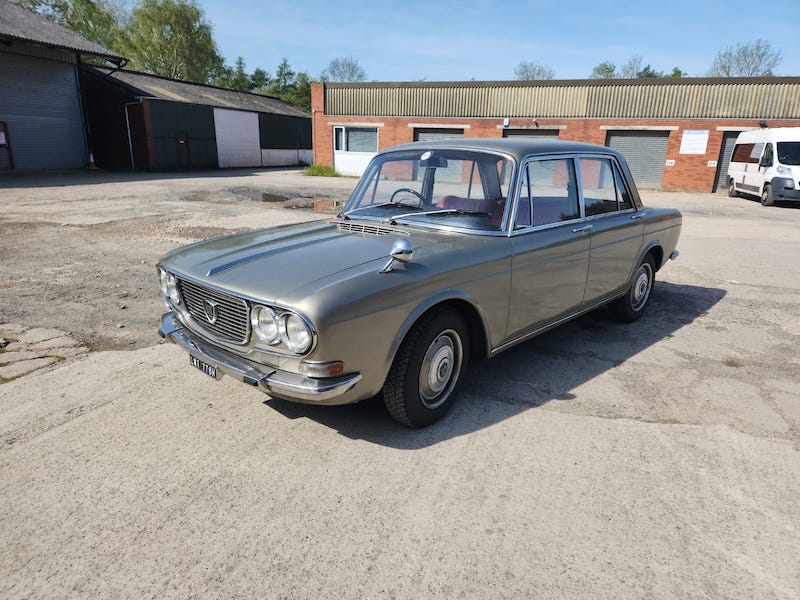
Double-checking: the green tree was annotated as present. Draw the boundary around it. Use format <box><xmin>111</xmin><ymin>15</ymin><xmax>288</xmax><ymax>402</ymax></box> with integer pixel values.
<box><xmin>513</xmin><ymin>60</ymin><xmax>554</xmax><ymax>80</ymax></box>
<box><xmin>14</xmin><ymin>0</ymin><xmax>124</xmax><ymax>53</ymax></box>
<box><xmin>707</xmin><ymin>39</ymin><xmax>781</xmax><ymax>77</ymax></box>
<box><xmin>666</xmin><ymin>67</ymin><xmax>687</xmax><ymax>78</ymax></box>
<box><xmin>293</xmin><ymin>71</ymin><xmax>312</xmax><ymax>110</ymax></box>
<box><xmin>250</xmin><ymin>67</ymin><xmax>270</xmax><ymax>90</ymax></box>
<box><xmin>636</xmin><ymin>64</ymin><xmax>663</xmax><ymax>78</ymax></box>
<box><xmin>590</xmin><ymin>61</ymin><xmax>616</xmax><ymax>79</ymax></box>
<box><xmin>122</xmin><ymin>0</ymin><xmax>223</xmax><ymax>83</ymax></box>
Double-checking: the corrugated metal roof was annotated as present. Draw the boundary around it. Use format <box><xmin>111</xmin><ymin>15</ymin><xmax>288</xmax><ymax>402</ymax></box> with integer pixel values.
<box><xmin>86</xmin><ymin>67</ymin><xmax>310</xmax><ymax>118</ymax></box>
<box><xmin>324</xmin><ymin>78</ymin><xmax>800</xmax><ymax>120</ymax></box>
<box><xmin>0</xmin><ymin>0</ymin><xmax>124</xmax><ymax>64</ymax></box>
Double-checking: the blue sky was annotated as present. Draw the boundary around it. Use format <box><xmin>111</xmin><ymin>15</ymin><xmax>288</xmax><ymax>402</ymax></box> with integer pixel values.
<box><xmin>200</xmin><ymin>0</ymin><xmax>800</xmax><ymax>81</ymax></box>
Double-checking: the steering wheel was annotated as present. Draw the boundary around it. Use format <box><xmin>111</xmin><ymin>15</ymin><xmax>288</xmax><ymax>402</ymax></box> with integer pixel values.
<box><xmin>390</xmin><ymin>187</ymin><xmax>426</xmax><ymax>207</ymax></box>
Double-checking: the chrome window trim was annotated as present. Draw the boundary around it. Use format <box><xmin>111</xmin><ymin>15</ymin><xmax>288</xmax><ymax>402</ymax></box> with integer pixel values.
<box><xmin>342</xmin><ymin>147</ymin><xmax>518</xmax><ymax>236</ymax></box>
<box><xmin>509</xmin><ymin>152</ymin><xmax>583</xmax><ymax>235</ymax></box>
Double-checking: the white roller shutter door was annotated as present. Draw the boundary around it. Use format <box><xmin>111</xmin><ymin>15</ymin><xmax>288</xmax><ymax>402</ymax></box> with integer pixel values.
<box><xmin>214</xmin><ymin>109</ymin><xmax>261</xmax><ymax>168</ymax></box>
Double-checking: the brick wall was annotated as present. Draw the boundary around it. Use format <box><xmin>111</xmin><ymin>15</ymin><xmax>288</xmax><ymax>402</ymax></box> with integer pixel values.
<box><xmin>311</xmin><ymin>83</ymin><xmax>799</xmax><ymax>192</ymax></box>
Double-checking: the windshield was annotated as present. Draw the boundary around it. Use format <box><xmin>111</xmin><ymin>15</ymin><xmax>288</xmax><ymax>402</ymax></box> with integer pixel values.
<box><xmin>341</xmin><ymin>149</ymin><xmax>514</xmax><ymax>232</ymax></box>
<box><xmin>777</xmin><ymin>142</ymin><xmax>800</xmax><ymax>166</ymax></box>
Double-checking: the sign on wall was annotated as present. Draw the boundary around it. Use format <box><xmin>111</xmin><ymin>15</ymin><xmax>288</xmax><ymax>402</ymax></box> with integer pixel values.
<box><xmin>679</xmin><ymin>130</ymin><xmax>710</xmax><ymax>154</ymax></box>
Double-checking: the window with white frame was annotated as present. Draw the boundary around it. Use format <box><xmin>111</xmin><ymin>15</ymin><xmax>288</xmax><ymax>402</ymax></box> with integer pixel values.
<box><xmin>334</xmin><ymin>127</ymin><xmax>378</xmax><ymax>152</ymax></box>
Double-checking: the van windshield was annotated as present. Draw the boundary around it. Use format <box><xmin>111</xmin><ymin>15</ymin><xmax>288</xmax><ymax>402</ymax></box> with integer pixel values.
<box><xmin>777</xmin><ymin>142</ymin><xmax>800</xmax><ymax>166</ymax></box>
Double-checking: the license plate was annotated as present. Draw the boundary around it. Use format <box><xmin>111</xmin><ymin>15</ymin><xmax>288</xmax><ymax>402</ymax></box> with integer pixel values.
<box><xmin>189</xmin><ymin>355</ymin><xmax>219</xmax><ymax>379</ymax></box>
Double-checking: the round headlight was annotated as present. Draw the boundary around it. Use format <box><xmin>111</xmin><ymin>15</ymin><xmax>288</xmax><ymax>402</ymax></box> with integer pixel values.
<box><xmin>166</xmin><ymin>273</ymin><xmax>180</xmax><ymax>305</ymax></box>
<box><xmin>159</xmin><ymin>268</ymin><xmax>169</xmax><ymax>297</ymax></box>
<box><xmin>280</xmin><ymin>313</ymin><xmax>313</xmax><ymax>354</ymax></box>
<box><xmin>160</xmin><ymin>269</ymin><xmax>180</xmax><ymax>305</ymax></box>
<box><xmin>251</xmin><ymin>306</ymin><xmax>280</xmax><ymax>345</ymax></box>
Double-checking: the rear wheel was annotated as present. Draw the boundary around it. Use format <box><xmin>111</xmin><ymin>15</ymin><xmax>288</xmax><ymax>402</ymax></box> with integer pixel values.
<box><xmin>761</xmin><ymin>184</ymin><xmax>774</xmax><ymax>206</ymax></box>
<box><xmin>611</xmin><ymin>254</ymin><xmax>656</xmax><ymax>323</ymax></box>
<box><xmin>383</xmin><ymin>309</ymin><xmax>468</xmax><ymax>427</ymax></box>
<box><xmin>727</xmin><ymin>179</ymin><xmax>738</xmax><ymax>197</ymax></box>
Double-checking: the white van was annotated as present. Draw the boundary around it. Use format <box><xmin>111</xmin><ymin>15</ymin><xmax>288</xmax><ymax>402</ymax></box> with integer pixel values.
<box><xmin>727</xmin><ymin>127</ymin><xmax>800</xmax><ymax>206</ymax></box>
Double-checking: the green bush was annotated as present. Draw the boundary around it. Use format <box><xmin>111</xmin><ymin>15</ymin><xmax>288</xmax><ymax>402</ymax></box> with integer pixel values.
<box><xmin>303</xmin><ymin>164</ymin><xmax>340</xmax><ymax>177</ymax></box>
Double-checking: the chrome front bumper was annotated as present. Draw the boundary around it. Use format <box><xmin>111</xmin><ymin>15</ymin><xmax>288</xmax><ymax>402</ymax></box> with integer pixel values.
<box><xmin>158</xmin><ymin>313</ymin><xmax>363</xmax><ymax>404</ymax></box>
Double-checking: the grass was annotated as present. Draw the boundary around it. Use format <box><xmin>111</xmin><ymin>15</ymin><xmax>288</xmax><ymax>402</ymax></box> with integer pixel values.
<box><xmin>303</xmin><ymin>164</ymin><xmax>340</xmax><ymax>177</ymax></box>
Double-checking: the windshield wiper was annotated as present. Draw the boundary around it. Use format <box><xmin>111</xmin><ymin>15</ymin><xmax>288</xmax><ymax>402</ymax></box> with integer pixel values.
<box><xmin>342</xmin><ymin>201</ymin><xmax>420</xmax><ymax>218</ymax></box>
<box><xmin>382</xmin><ymin>208</ymin><xmax>489</xmax><ymax>224</ymax></box>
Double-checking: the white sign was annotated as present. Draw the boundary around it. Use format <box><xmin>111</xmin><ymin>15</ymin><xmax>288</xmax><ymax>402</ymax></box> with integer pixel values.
<box><xmin>665</xmin><ymin>159</ymin><xmax>676</xmax><ymax>167</ymax></box>
<box><xmin>679</xmin><ymin>130</ymin><xmax>709</xmax><ymax>154</ymax></box>
<box><xmin>707</xmin><ymin>160</ymin><xmax>718</xmax><ymax>168</ymax></box>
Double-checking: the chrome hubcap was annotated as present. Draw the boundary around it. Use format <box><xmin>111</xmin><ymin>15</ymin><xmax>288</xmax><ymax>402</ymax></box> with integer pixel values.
<box><xmin>631</xmin><ymin>264</ymin><xmax>652</xmax><ymax>311</ymax></box>
<box><xmin>419</xmin><ymin>329</ymin><xmax>462</xmax><ymax>409</ymax></box>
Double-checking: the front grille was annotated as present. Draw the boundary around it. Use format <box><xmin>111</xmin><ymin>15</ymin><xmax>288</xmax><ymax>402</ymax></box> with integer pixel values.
<box><xmin>177</xmin><ymin>279</ymin><xmax>249</xmax><ymax>344</ymax></box>
<box><xmin>337</xmin><ymin>222</ymin><xmax>408</xmax><ymax>236</ymax></box>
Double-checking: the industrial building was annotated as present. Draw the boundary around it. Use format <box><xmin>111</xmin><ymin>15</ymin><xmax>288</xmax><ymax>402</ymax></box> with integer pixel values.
<box><xmin>81</xmin><ymin>67</ymin><xmax>312</xmax><ymax>171</ymax></box>
<box><xmin>0</xmin><ymin>0</ymin><xmax>124</xmax><ymax>171</ymax></box>
<box><xmin>311</xmin><ymin>78</ymin><xmax>800</xmax><ymax>191</ymax></box>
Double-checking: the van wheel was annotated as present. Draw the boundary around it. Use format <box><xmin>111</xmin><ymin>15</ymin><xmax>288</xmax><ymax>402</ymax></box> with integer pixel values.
<box><xmin>761</xmin><ymin>184</ymin><xmax>774</xmax><ymax>206</ymax></box>
<box><xmin>727</xmin><ymin>179</ymin><xmax>738</xmax><ymax>197</ymax></box>
<box><xmin>383</xmin><ymin>309</ymin><xmax>468</xmax><ymax>428</ymax></box>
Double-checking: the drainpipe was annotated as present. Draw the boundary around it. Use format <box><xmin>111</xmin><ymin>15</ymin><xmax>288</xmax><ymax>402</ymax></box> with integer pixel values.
<box><xmin>124</xmin><ymin>101</ymin><xmax>141</xmax><ymax>170</ymax></box>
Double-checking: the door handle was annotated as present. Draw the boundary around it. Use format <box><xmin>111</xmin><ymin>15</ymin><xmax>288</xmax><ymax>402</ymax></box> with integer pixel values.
<box><xmin>572</xmin><ymin>225</ymin><xmax>592</xmax><ymax>234</ymax></box>
<box><xmin>631</xmin><ymin>212</ymin><xmax>647</xmax><ymax>220</ymax></box>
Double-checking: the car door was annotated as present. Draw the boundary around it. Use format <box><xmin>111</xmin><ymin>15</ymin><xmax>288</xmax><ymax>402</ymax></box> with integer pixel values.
<box><xmin>578</xmin><ymin>156</ymin><xmax>644</xmax><ymax>304</ymax></box>
<box><xmin>507</xmin><ymin>156</ymin><xmax>590</xmax><ymax>338</ymax></box>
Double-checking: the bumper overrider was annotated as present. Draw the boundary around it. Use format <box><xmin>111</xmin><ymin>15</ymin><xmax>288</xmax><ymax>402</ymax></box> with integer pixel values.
<box><xmin>158</xmin><ymin>313</ymin><xmax>362</xmax><ymax>404</ymax></box>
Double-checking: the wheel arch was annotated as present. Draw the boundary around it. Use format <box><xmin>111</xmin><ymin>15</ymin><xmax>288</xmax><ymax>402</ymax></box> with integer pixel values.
<box><xmin>385</xmin><ymin>293</ymin><xmax>490</xmax><ymax>375</ymax></box>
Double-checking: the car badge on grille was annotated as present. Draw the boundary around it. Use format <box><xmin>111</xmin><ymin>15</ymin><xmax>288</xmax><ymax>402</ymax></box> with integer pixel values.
<box><xmin>202</xmin><ymin>299</ymin><xmax>219</xmax><ymax>324</ymax></box>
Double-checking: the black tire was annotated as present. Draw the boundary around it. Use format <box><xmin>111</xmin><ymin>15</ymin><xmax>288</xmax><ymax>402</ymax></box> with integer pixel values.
<box><xmin>383</xmin><ymin>309</ymin><xmax>469</xmax><ymax>427</ymax></box>
<box><xmin>610</xmin><ymin>254</ymin><xmax>656</xmax><ymax>323</ymax></box>
<box><xmin>761</xmin><ymin>184</ymin><xmax>774</xmax><ymax>206</ymax></box>
<box><xmin>727</xmin><ymin>179</ymin><xmax>738</xmax><ymax>197</ymax></box>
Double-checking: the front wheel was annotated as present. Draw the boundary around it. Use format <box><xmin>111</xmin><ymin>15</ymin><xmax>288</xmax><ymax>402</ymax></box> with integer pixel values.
<box><xmin>761</xmin><ymin>184</ymin><xmax>774</xmax><ymax>206</ymax></box>
<box><xmin>610</xmin><ymin>255</ymin><xmax>656</xmax><ymax>323</ymax></box>
<box><xmin>383</xmin><ymin>309</ymin><xmax>469</xmax><ymax>427</ymax></box>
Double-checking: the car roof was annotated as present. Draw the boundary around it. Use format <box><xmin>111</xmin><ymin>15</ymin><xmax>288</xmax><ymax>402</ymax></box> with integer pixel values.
<box><xmin>384</xmin><ymin>138</ymin><xmax>623</xmax><ymax>162</ymax></box>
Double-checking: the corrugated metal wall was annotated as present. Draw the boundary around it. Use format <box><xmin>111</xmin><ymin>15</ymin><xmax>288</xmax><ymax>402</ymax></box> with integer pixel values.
<box><xmin>214</xmin><ymin>108</ymin><xmax>261</xmax><ymax>168</ymax></box>
<box><xmin>325</xmin><ymin>80</ymin><xmax>800</xmax><ymax>119</ymax></box>
<box><xmin>0</xmin><ymin>49</ymin><xmax>86</xmax><ymax>170</ymax></box>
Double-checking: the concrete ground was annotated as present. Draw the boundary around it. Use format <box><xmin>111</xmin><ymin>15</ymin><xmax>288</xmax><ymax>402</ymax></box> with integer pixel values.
<box><xmin>0</xmin><ymin>169</ymin><xmax>798</xmax><ymax>599</ymax></box>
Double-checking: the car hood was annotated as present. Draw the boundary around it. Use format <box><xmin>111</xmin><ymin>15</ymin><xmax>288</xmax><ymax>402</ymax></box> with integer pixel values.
<box><xmin>159</xmin><ymin>220</ymin><xmax>442</xmax><ymax>304</ymax></box>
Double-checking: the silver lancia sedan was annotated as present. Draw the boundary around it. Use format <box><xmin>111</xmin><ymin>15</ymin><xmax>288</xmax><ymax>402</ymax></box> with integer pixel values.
<box><xmin>158</xmin><ymin>139</ymin><xmax>681</xmax><ymax>427</ymax></box>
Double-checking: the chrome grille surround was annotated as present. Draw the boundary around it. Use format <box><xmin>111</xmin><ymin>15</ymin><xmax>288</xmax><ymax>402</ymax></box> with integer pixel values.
<box><xmin>177</xmin><ymin>278</ymin><xmax>249</xmax><ymax>344</ymax></box>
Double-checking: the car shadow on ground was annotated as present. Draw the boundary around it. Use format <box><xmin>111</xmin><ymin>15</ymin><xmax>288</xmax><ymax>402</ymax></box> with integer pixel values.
<box><xmin>264</xmin><ymin>281</ymin><xmax>726</xmax><ymax>448</ymax></box>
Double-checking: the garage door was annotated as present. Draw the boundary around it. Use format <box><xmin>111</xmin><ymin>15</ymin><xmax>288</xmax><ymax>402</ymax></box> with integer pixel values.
<box><xmin>713</xmin><ymin>131</ymin><xmax>740</xmax><ymax>193</ymax></box>
<box><xmin>213</xmin><ymin>108</ymin><xmax>261</xmax><ymax>168</ymax></box>
<box><xmin>502</xmin><ymin>129</ymin><xmax>560</xmax><ymax>138</ymax></box>
<box><xmin>0</xmin><ymin>52</ymin><xmax>86</xmax><ymax>170</ymax></box>
<box><xmin>606</xmin><ymin>131</ymin><xmax>670</xmax><ymax>189</ymax></box>
<box><xmin>414</xmin><ymin>128</ymin><xmax>464</xmax><ymax>142</ymax></box>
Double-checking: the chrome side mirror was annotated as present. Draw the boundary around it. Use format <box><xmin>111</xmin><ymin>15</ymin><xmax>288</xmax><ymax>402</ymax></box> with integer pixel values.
<box><xmin>379</xmin><ymin>238</ymin><xmax>413</xmax><ymax>274</ymax></box>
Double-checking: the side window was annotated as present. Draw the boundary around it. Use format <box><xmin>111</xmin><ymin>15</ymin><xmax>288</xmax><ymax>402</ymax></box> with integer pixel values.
<box><xmin>762</xmin><ymin>143</ymin><xmax>773</xmax><ymax>165</ymax></box>
<box><xmin>580</xmin><ymin>158</ymin><xmax>618</xmax><ymax>216</ymax></box>
<box><xmin>516</xmin><ymin>158</ymin><xmax>579</xmax><ymax>228</ymax></box>
<box><xmin>749</xmin><ymin>143</ymin><xmax>765</xmax><ymax>163</ymax></box>
<box><xmin>731</xmin><ymin>143</ymin><xmax>755</xmax><ymax>163</ymax></box>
